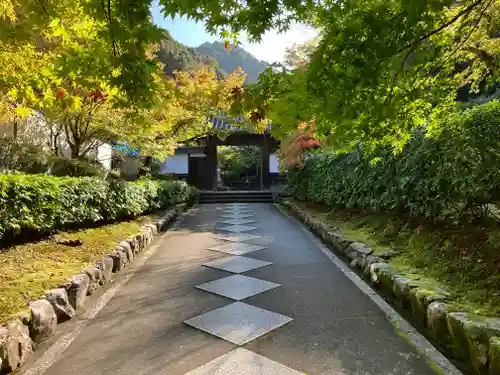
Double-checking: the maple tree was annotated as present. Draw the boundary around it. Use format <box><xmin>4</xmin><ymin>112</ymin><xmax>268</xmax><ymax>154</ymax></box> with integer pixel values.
<box><xmin>279</xmin><ymin>120</ymin><xmax>320</xmax><ymax>170</ymax></box>
<box><xmin>230</xmin><ymin>0</ymin><xmax>500</xmax><ymax>150</ymax></box>
<box><xmin>228</xmin><ymin>39</ymin><xmax>323</xmax><ymax>144</ymax></box>
<box><xmin>0</xmin><ymin>0</ymin><xmax>313</xmax><ymax>110</ymax></box>
<box><xmin>34</xmin><ymin>65</ymin><xmax>246</xmax><ymax>159</ymax></box>
<box><xmin>0</xmin><ymin>0</ymin><xmax>250</xmax><ymax>160</ymax></box>
<box><xmin>121</xmin><ymin>67</ymin><xmax>247</xmax><ymax>159</ymax></box>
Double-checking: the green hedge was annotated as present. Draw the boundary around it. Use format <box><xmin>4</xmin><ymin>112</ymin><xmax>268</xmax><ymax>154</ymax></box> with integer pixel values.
<box><xmin>288</xmin><ymin>100</ymin><xmax>500</xmax><ymax>223</ymax></box>
<box><xmin>0</xmin><ymin>175</ymin><xmax>198</xmax><ymax>241</ymax></box>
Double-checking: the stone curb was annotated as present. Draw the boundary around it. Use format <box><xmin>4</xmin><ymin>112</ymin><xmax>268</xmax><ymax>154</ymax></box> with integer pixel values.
<box><xmin>0</xmin><ymin>203</ymin><xmax>189</xmax><ymax>375</ymax></box>
<box><xmin>282</xmin><ymin>199</ymin><xmax>500</xmax><ymax>375</ymax></box>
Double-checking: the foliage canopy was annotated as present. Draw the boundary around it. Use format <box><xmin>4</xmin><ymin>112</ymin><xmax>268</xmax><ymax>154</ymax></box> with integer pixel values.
<box><xmin>3</xmin><ymin>0</ymin><xmax>500</xmax><ymax>154</ymax></box>
<box><xmin>0</xmin><ymin>0</ymin><xmax>253</xmax><ymax>160</ymax></box>
<box><xmin>231</xmin><ymin>0</ymin><xmax>500</xmax><ymax>150</ymax></box>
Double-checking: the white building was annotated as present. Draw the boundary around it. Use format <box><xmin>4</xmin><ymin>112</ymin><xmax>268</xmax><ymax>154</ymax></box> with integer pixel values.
<box><xmin>1</xmin><ymin>113</ymin><xmax>113</xmax><ymax>169</ymax></box>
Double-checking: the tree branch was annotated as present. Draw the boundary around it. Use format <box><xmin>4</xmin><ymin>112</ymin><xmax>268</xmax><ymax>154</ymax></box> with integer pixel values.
<box><xmin>81</xmin><ymin>140</ymin><xmax>103</xmax><ymax>158</ymax></box>
<box><xmin>101</xmin><ymin>0</ymin><xmax>117</xmax><ymax>57</ymax></box>
<box><xmin>74</xmin><ymin>113</ymin><xmax>83</xmax><ymax>144</ymax></box>
<box><xmin>63</xmin><ymin>118</ymin><xmax>75</xmax><ymax>148</ymax></box>
<box><xmin>394</xmin><ymin>0</ymin><xmax>486</xmax><ymax>55</ymax></box>
<box><xmin>176</xmin><ymin>132</ymin><xmax>211</xmax><ymax>144</ymax></box>
<box><xmin>34</xmin><ymin>0</ymin><xmax>50</xmax><ymax>15</ymax></box>
<box><xmin>439</xmin><ymin>0</ymin><xmax>494</xmax><ymax>68</ymax></box>
<box><xmin>81</xmin><ymin>102</ymin><xmax>98</xmax><ymax>143</ymax></box>
<box><xmin>154</xmin><ymin>116</ymin><xmax>196</xmax><ymax>141</ymax></box>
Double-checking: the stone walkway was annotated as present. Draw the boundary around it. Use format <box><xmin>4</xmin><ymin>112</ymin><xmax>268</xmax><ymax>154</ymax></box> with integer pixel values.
<box><xmin>28</xmin><ymin>204</ymin><xmax>443</xmax><ymax>375</ymax></box>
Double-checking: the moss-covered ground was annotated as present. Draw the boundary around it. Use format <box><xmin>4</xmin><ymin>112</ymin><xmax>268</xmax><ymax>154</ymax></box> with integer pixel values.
<box><xmin>0</xmin><ymin>214</ymin><xmax>159</xmax><ymax>324</ymax></box>
<box><xmin>289</xmin><ymin>200</ymin><xmax>500</xmax><ymax>317</ymax></box>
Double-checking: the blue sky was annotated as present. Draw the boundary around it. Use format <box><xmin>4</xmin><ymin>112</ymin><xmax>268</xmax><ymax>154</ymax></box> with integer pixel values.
<box><xmin>151</xmin><ymin>4</ymin><xmax>318</xmax><ymax>64</ymax></box>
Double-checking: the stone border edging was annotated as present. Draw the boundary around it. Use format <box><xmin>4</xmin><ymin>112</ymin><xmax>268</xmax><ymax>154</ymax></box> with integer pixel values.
<box><xmin>281</xmin><ymin>199</ymin><xmax>500</xmax><ymax>375</ymax></box>
<box><xmin>0</xmin><ymin>203</ymin><xmax>189</xmax><ymax>375</ymax></box>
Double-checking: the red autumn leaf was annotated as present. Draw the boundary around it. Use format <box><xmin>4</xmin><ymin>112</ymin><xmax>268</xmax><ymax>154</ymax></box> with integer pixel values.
<box><xmin>56</xmin><ymin>89</ymin><xmax>65</xmax><ymax>99</ymax></box>
<box><xmin>224</xmin><ymin>41</ymin><xmax>231</xmax><ymax>51</ymax></box>
<box><xmin>90</xmin><ymin>90</ymin><xmax>107</xmax><ymax>101</ymax></box>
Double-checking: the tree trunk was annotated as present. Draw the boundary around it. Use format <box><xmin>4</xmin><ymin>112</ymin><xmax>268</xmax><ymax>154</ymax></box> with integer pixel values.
<box><xmin>49</xmin><ymin>126</ymin><xmax>61</xmax><ymax>156</ymax></box>
<box><xmin>138</xmin><ymin>155</ymin><xmax>153</xmax><ymax>178</ymax></box>
<box><xmin>70</xmin><ymin>143</ymin><xmax>81</xmax><ymax>159</ymax></box>
<box><xmin>144</xmin><ymin>156</ymin><xmax>153</xmax><ymax>167</ymax></box>
<box><xmin>52</xmin><ymin>133</ymin><xmax>60</xmax><ymax>156</ymax></box>
<box><xmin>12</xmin><ymin>120</ymin><xmax>18</xmax><ymax>140</ymax></box>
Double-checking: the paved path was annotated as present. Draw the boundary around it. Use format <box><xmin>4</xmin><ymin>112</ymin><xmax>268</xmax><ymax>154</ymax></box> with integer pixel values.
<box><xmin>31</xmin><ymin>204</ymin><xmax>441</xmax><ymax>375</ymax></box>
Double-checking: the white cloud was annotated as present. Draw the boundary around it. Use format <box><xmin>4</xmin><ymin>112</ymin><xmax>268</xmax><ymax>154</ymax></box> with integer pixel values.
<box><xmin>239</xmin><ymin>23</ymin><xmax>319</xmax><ymax>64</ymax></box>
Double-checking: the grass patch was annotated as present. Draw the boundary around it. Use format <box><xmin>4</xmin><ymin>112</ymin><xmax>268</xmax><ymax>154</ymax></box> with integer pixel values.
<box><xmin>0</xmin><ymin>213</ymin><xmax>159</xmax><ymax>324</ymax></box>
<box><xmin>291</xmin><ymin>200</ymin><xmax>500</xmax><ymax>316</ymax></box>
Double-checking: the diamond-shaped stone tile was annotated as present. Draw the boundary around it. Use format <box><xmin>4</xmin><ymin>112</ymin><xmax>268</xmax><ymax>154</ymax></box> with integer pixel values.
<box><xmin>221</xmin><ymin>213</ymin><xmax>255</xmax><ymax>219</ymax></box>
<box><xmin>214</xmin><ymin>233</ymin><xmax>261</xmax><ymax>242</ymax></box>
<box><xmin>183</xmin><ymin>348</ymin><xmax>305</xmax><ymax>375</ymax></box>
<box><xmin>224</xmin><ymin>206</ymin><xmax>252</xmax><ymax>211</ymax></box>
<box><xmin>184</xmin><ymin>302</ymin><xmax>293</xmax><ymax>345</ymax></box>
<box><xmin>208</xmin><ymin>242</ymin><xmax>266</xmax><ymax>255</ymax></box>
<box><xmin>196</xmin><ymin>275</ymin><xmax>280</xmax><ymax>300</ymax></box>
<box><xmin>223</xmin><ymin>210</ymin><xmax>252</xmax><ymax>216</ymax></box>
<box><xmin>219</xmin><ymin>218</ymin><xmax>256</xmax><ymax>225</ymax></box>
<box><xmin>203</xmin><ymin>256</ymin><xmax>272</xmax><ymax>273</ymax></box>
<box><xmin>217</xmin><ymin>224</ymin><xmax>257</xmax><ymax>233</ymax></box>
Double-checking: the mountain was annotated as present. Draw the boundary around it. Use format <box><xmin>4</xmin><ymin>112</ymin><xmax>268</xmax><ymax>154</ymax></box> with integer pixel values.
<box><xmin>156</xmin><ymin>30</ymin><xmax>224</xmax><ymax>78</ymax></box>
<box><xmin>195</xmin><ymin>42</ymin><xmax>268</xmax><ymax>83</ymax></box>
<box><xmin>155</xmin><ymin>31</ymin><xmax>268</xmax><ymax>84</ymax></box>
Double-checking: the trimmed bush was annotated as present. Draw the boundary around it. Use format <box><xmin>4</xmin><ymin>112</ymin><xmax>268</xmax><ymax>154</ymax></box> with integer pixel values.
<box><xmin>288</xmin><ymin>100</ymin><xmax>500</xmax><ymax>223</ymax></box>
<box><xmin>48</xmin><ymin>157</ymin><xmax>108</xmax><ymax>178</ymax></box>
<box><xmin>0</xmin><ymin>175</ymin><xmax>197</xmax><ymax>241</ymax></box>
